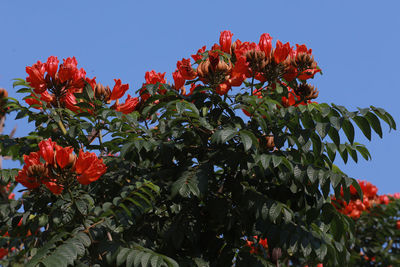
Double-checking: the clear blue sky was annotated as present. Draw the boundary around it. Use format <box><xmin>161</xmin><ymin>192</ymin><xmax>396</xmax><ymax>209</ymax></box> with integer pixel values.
<box><xmin>0</xmin><ymin>0</ymin><xmax>399</xmax><ymax>194</ymax></box>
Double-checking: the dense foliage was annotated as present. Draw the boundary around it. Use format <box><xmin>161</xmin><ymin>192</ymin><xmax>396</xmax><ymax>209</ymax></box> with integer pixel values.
<box><xmin>0</xmin><ymin>31</ymin><xmax>399</xmax><ymax>266</ymax></box>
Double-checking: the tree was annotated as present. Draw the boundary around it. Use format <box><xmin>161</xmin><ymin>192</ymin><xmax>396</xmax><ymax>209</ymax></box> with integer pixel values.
<box><xmin>0</xmin><ymin>31</ymin><xmax>398</xmax><ymax>266</ymax></box>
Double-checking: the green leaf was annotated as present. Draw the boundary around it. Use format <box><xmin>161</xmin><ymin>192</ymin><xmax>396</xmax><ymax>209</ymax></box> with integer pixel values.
<box><xmin>316</xmin><ymin>244</ymin><xmax>328</xmax><ymax>261</ymax></box>
<box><xmin>316</xmin><ymin>122</ymin><xmax>330</xmax><ymax>139</ymax></box>
<box><xmin>353</xmin><ymin>116</ymin><xmax>371</xmax><ymax>140</ymax></box>
<box><xmin>239</xmin><ymin>131</ymin><xmax>253</xmax><ymax>151</ymax></box>
<box><xmin>330</xmin><ymin>172</ymin><xmax>342</xmax><ymax>188</ymax></box>
<box><xmin>260</xmin><ymin>154</ymin><xmax>271</xmax><ymax>169</ymax></box>
<box><xmin>211</xmin><ymin>128</ymin><xmax>236</xmax><ymax>144</ymax></box>
<box><xmin>301</xmin><ymin>112</ymin><xmax>315</xmax><ymax>128</ymax></box>
<box><xmin>272</xmin><ymin>155</ymin><xmax>282</xmax><ymax>168</ymax></box>
<box><xmin>140</xmin><ymin>252</ymin><xmax>152</xmax><ymax>267</ymax></box>
<box><xmin>307</xmin><ymin>166</ymin><xmax>317</xmax><ymax>183</ymax></box>
<box><xmin>355</xmin><ymin>143</ymin><xmax>371</xmax><ymax>160</ymax></box>
<box><xmin>83</xmin><ymin>81</ymin><xmax>94</xmax><ymax>101</ymax></box>
<box><xmin>328</xmin><ymin>127</ymin><xmax>340</xmax><ymax>147</ymax></box>
<box><xmin>121</xmin><ymin>142</ymin><xmax>135</xmax><ymax>158</ymax></box>
<box><xmin>342</xmin><ymin>119</ymin><xmax>355</xmax><ymax>144</ymax></box>
<box><xmin>365</xmin><ymin>112</ymin><xmax>382</xmax><ymax>138</ymax></box>
<box><xmin>269</xmin><ymin>202</ymin><xmax>282</xmax><ymax>223</ymax></box>
<box><xmin>126</xmin><ymin>251</ymin><xmax>136</xmax><ymax>267</ymax></box>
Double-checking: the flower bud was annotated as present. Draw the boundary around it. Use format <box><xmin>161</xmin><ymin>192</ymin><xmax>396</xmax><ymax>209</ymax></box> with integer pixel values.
<box><xmin>245</xmin><ymin>49</ymin><xmax>268</xmax><ymax>73</ymax></box>
<box><xmin>94</xmin><ymin>83</ymin><xmax>111</xmax><ymax>103</ymax></box>
<box><xmin>26</xmin><ymin>164</ymin><xmax>48</xmax><ymax>178</ymax></box>
<box><xmin>0</xmin><ymin>88</ymin><xmax>8</xmax><ymax>99</ymax></box>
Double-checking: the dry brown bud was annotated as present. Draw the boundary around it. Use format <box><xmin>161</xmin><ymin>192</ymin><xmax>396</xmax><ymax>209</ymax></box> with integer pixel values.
<box><xmin>0</xmin><ymin>88</ymin><xmax>8</xmax><ymax>99</ymax></box>
<box><xmin>94</xmin><ymin>83</ymin><xmax>111</xmax><ymax>103</ymax></box>
<box><xmin>292</xmin><ymin>53</ymin><xmax>316</xmax><ymax>71</ymax></box>
<box><xmin>245</xmin><ymin>49</ymin><xmax>269</xmax><ymax>73</ymax></box>
<box><xmin>266</xmin><ymin>135</ymin><xmax>275</xmax><ymax>150</ymax></box>
<box><xmin>27</xmin><ymin>165</ymin><xmax>48</xmax><ymax>178</ymax></box>
<box><xmin>294</xmin><ymin>83</ymin><xmax>319</xmax><ymax>100</ymax></box>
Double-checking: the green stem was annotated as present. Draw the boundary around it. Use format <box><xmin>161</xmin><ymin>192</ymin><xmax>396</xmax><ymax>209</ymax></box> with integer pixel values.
<box><xmin>57</xmin><ymin>120</ymin><xmax>67</xmax><ymax>135</ymax></box>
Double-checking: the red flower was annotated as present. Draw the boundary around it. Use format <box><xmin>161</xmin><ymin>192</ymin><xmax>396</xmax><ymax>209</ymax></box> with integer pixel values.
<box><xmin>58</xmin><ymin>57</ymin><xmax>78</xmax><ymax>83</ymax></box>
<box><xmin>295</xmin><ymin>44</ymin><xmax>312</xmax><ymax>55</ymax></box>
<box><xmin>173</xmin><ymin>69</ymin><xmax>185</xmax><ymax>90</ymax></box>
<box><xmin>177</xmin><ymin>58</ymin><xmax>197</xmax><ymax>80</ymax></box>
<box><xmin>191</xmin><ymin>46</ymin><xmax>206</xmax><ymax>62</ymax></box>
<box><xmin>273</xmin><ymin>40</ymin><xmax>291</xmax><ymax>64</ymax></box>
<box><xmin>397</xmin><ymin>220</ymin><xmax>400</xmax><ymax>230</ymax></box>
<box><xmin>25</xmin><ymin>94</ymin><xmax>43</xmax><ymax>109</ymax></box>
<box><xmin>145</xmin><ymin>70</ymin><xmax>166</xmax><ymax>84</ymax></box>
<box><xmin>112</xmin><ymin>95</ymin><xmax>139</xmax><ymax>114</ymax></box>
<box><xmin>379</xmin><ymin>195</ymin><xmax>389</xmax><ymax>205</ymax></box>
<box><xmin>15</xmin><ymin>152</ymin><xmax>42</xmax><ymax>189</ymax></box>
<box><xmin>231</xmin><ymin>56</ymin><xmax>251</xmax><ymax>80</ymax></box>
<box><xmin>109</xmin><ymin>79</ymin><xmax>130</xmax><ymax>100</ymax></box>
<box><xmin>0</xmin><ymin>248</ymin><xmax>8</xmax><ymax>260</ymax></box>
<box><xmin>259</xmin><ymin>33</ymin><xmax>273</xmax><ymax>57</ymax></box>
<box><xmin>215</xmin><ymin>82</ymin><xmax>231</xmax><ymax>95</ymax></box>
<box><xmin>26</xmin><ymin>60</ymin><xmax>47</xmax><ymax>93</ymax></box>
<box><xmin>46</xmin><ymin>56</ymin><xmax>59</xmax><ymax>78</ymax></box>
<box><xmin>75</xmin><ymin>150</ymin><xmax>107</xmax><ymax>185</ymax></box>
<box><xmin>297</xmin><ymin>68</ymin><xmax>321</xmax><ymax>80</ymax></box>
<box><xmin>38</xmin><ymin>138</ymin><xmax>56</xmax><ymax>165</ymax></box>
<box><xmin>63</xmin><ymin>92</ymin><xmax>80</xmax><ymax>113</ymax></box>
<box><xmin>44</xmin><ymin>180</ymin><xmax>63</xmax><ymax>195</ymax></box>
<box><xmin>55</xmin><ymin>145</ymin><xmax>74</xmax><ymax>169</ymax></box>
<box><xmin>245</xmin><ymin>236</ymin><xmax>268</xmax><ymax>255</ymax></box>
<box><xmin>219</xmin><ymin>30</ymin><xmax>233</xmax><ymax>54</ymax></box>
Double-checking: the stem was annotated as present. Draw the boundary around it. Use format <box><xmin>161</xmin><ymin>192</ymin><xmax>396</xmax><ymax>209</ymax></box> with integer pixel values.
<box><xmin>57</xmin><ymin>120</ymin><xmax>67</xmax><ymax>135</ymax></box>
<box><xmin>250</xmin><ymin>76</ymin><xmax>255</xmax><ymax>95</ymax></box>
<box><xmin>98</xmin><ymin>129</ymin><xmax>105</xmax><ymax>156</ymax></box>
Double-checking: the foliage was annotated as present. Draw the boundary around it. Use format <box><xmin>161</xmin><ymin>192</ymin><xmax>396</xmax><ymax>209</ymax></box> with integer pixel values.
<box><xmin>0</xmin><ymin>31</ymin><xmax>398</xmax><ymax>266</ymax></box>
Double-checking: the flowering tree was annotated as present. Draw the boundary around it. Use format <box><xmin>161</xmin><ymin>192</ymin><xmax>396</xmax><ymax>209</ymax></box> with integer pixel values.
<box><xmin>0</xmin><ymin>31</ymin><xmax>398</xmax><ymax>266</ymax></box>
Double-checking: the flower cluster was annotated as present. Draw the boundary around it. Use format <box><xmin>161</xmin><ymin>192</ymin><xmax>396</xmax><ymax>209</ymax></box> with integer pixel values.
<box><xmin>0</xmin><ymin>182</ymin><xmax>15</xmax><ymax>200</ymax></box>
<box><xmin>15</xmin><ymin>138</ymin><xmax>107</xmax><ymax>195</ymax></box>
<box><xmin>134</xmin><ymin>31</ymin><xmax>320</xmax><ymax>116</ymax></box>
<box><xmin>174</xmin><ymin>31</ymin><xmax>319</xmax><ymax>100</ymax></box>
<box><xmin>24</xmin><ymin>56</ymin><xmax>134</xmax><ymax>114</ymax></box>
<box><xmin>23</xmin><ymin>32</ymin><xmax>321</xmax><ymax>117</ymax></box>
<box><xmin>245</xmin><ymin>235</ymin><xmax>268</xmax><ymax>255</ymax></box>
<box><xmin>332</xmin><ymin>180</ymin><xmax>400</xmax><ymax>219</ymax></box>
<box><xmin>0</xmin><ymin>88</ymin><xmax>8</xmax><ymax>119</ymax></box>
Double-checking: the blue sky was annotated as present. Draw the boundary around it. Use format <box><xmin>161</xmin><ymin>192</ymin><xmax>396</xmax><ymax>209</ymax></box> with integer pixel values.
<box><xmin>0</xmin><ymin>0</ymin><xmax>399</xmax><ymax>194</ymax></box>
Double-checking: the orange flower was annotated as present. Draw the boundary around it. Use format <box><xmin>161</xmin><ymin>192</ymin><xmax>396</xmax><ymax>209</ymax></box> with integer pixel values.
<box><xmin>109</xmin><ymin>79</ymin><xmax>130</xmax><ymax>101</ymax></box>
<box><xmin>75</xmin><ymin>150</ymin><xmax>107</xmax><ymax>185</ymax></box>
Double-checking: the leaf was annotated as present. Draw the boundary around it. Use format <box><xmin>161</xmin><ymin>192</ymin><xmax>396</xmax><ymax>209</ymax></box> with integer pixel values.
<box><xmin>259</xmin><ymin>154</ymin><xmax>271</xmax><ymax>169</ymax></box>
<box><xmin>342</xmin><ymin>119</ymin><xmax>355</xmax><ymax>144</ymax></box>
<box><xmin>316</xmin><ymin>244</ymin><xmax>328</xmax><ymax>261</ymax></box>
<box><xmin>171</xmin><ymin>169</ymin><xmax>201</xmax><ymax>198</ymax></box>
<box><xmin>330</xmin><ymin>172</ymin><xmax>342</xmax><ymax>188</ymax></box>
<box><xmin>126</xmin><ymin>251</ymin><xmax>136</xmax><ymax>267</ymax></box>
<box><xmin>365</xmin><ymin>112</ymin><xmax>382</xmax><ymax>138</ymax></box>
<box><xmin>353</xmin><ymin>116</ymin><xmax>371</xmax><ymax>140</ymax></box>
<box><xmin>219</xmin><ymin>128</ymin><xmax>237</xmax><ymax>143</ymax></box>
<box><xmin>301</xmin><ymin>112</ymin><xmax>315</xmax><ymax>128</ymax></box>
<box><xmin>211</xmin><ymin>128</ymin><xmax>236</xmax><ymax>144</ymax></box>
<box><xmin>83</xmin><ymin>81</ymin><xmax>94</xmax><ymax>101</ymax></box>
<box><xmin>140</xmin><ymin>252</ymin><xmax>152</xmax><ymax>267</ymax></box>
<box><xmin>307</xmin><ymin>166</ymin><xmax>317</xmax><ymax>183</ymax></box>
<box><xmin>272</xmin><ymin>155</ymin><xmax>282</xmax><ymax>168</ymax></box>
<box><xmin>269</xmin><ymin>202</ymin><xmax>282</xmax><ymax>222</ymax></box>
<box><xmin>328</xmin><ymin>127</ymin><xmax>340</xmax><ymax>148</ymax></box>
<box><xmin>355</xmin><ymin>143</ymin><xmax>371</xmax><ymax>160</ymax></box>
<box><xmin>239</xmin><ymin>131</ymin><xmax>253</xmax><ymax>151</ymax></box>
<box><xmin>316</xmin><ymin>122</ymin><xmax>330</xmax><ymax>139</ymax></box>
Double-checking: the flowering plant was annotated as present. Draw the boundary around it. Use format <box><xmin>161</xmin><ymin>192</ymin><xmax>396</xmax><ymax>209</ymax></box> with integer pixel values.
<box><xmin>0</xmin><ymin>31</ymin><xmax>398</xmax><ymax>266</ymax></box>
